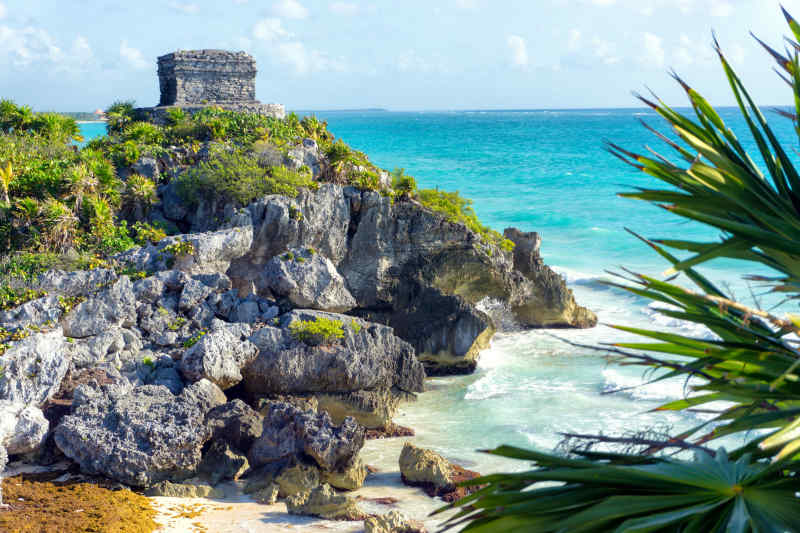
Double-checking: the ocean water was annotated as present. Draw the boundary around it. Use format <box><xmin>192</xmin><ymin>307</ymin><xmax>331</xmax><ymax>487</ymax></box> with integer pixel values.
<box><xmin>78</xmin><ymin>108</ymin><xmax>796</xmax><ymax>473</ymax></box>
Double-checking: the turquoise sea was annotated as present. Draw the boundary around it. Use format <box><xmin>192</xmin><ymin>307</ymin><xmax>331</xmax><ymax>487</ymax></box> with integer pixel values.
<box><xmin>78</xmin><ymin>108</ymin><xmax>796</xmax><ymax>473</ymax></box>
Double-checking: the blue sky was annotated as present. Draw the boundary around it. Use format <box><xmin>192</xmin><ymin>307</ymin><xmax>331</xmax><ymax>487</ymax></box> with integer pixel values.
<box><xmin>0</xmin><ymin>0</ymin><xmax>798</xmax><ymax>110</ymax></box>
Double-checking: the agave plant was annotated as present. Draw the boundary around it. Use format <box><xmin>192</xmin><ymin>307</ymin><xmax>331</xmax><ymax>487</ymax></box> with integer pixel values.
<box><xmin>443</xmin><ymin>7</ymin><xmax>800</xmax><ymax>532</ymax></box>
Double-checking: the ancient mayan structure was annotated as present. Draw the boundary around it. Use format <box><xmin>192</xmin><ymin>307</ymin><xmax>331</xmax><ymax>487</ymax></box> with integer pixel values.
<box><xmin>136</xmin><ymin>49</ymin><xmax>285</xmax><ymax>122</ymax></box>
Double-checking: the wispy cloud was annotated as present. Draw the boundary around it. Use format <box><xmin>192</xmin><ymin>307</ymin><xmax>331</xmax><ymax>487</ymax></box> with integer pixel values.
<box><xmin>0</xmin><ymin>3</ymin><xmax>6</xmax><ymax>19</ymax></box>
<box><xmin>120</xmin><ymin>41</ymin><xmax>148</xmax><ymax>70</ymax></box>
<box><xmin>169</xmin><ymin>2</ymin><xmax>200</xmax><ymax>14</ymax></box>
<box><xmin>641</xmin><ymin>32</ymin><xmax>664</xmax><ymax>67</ymax></box>
<box><xmin>253</xmin><ymin>18</ymin><xmax>292</xmax><ymax>41</ymax></box>
<box><xmin>272</xmin><ymin>0</ymin><xmax>308</xmax><ymax>19</ymax></box>
<box><xmin>507</xmin><ymin>35</ymin><xmax>528</xmax><ymax>68</ymax></box>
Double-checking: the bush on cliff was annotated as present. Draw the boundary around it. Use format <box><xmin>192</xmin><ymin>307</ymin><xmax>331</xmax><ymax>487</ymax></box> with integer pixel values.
<box><xmin>442</xmin><ymin>8</ymin><xmax>800</xmax><ymax>532</ymax></box>
<box><xmin>174</xmin><ymin>144</ymin><xmax>316</xmax><ymax>207</ymax></box>
<box><xmin>289</xmin><ymin>316</ymin><xmax>345</xmax><ymax>345</ymax></box>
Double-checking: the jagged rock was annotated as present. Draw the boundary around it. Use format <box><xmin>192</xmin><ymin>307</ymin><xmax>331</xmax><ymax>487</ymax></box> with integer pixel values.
<box><xmin>275</xmin><ymin>462</ymin><xmax>321</xmax><ymax>497</ymax></box>
<box><xmin>116</xmin><ymin>226</ymin><xmax>253</xmax><ymax>275</ymax></box>
<box><xmin>286</xmin><ymin>138</ymin><xmax>324</xmax><ymax>179</ymax></box>
<box><xmin>0</xmin><ymin>329</ymin><xmax>68</xmax><ymax>406</ymax></box>
<box><xmin>0</xmin><ymin>401</ymin><xmax>48</xmax><ymax>455</ymax></box>
<box><xmin>145</xmin><ymin>480</ymin><xmax>223</xmax><ymax>498</ymax></box>
<box><xmin>503</xmin><ymin>228</ymin><xmax>542</xmax><ymax>277</ymax></box>
<box><xmin>248</xmin><ymin>401</ymin><xmax>365</xmax><ymax>473</ymax></box>
<box><xmin>315</xmin><ymin>389</ymin><xmax>400</xmax><ymax>429</ymax></box>
<box><xmin>399</xmin><ymin>443</ymin><xmax>483</xmax><ymax>502</ymax></box>
<box><xmin>364</xmin><ymin>511</ymin><xmax>427</xmax><ymax>533</ymax></box>
<box><xmin>34</xmin><ymin>268</ymin><xmax>118</xmax><ymax>297</ymax></box>
<box><xmin>54</xmin><ymin>380</ymin><xmax>225</xmax><ymax>487</ymax></box>
<box><xmin>399</xmin><ymin>443</ymin><xmax>454</xmax><ymax>490</ymax></box>
<box><xmin>286</xmin><ymin>483</ymin><xmax>365</xmax><ymax>521</ymax></box>
<box><xmin>62</xmin><ymin>277</ymin><xmax>137</xmax><ymax>338</ymax></box>
<box><xmin>252</xmin><ymin>483</ymin><xmax>279</xmax><ymax>504</ymax></box>
<box><xmin>229</xmin><ymin>299</ymin><xmax>260</xmax><ymax>323</ymax></box>
<box><xmin>65</xmin><ymin>326</ymin><xmax>143</xmax><ymax>369</ymax></box>
<box><xmin>132</xmin><ymin>156</ymin><xmax>159</xmax><ymax>181</ymax></box>
<box><xmin>198</xmin><ymin>441</ymin><xmax>249</xmax><ymax>485</ymax></box>
<box><xmin>180</xmin><ymin>322</ymin><xmax>258</xmax><ymax>389</ymax></box>
<box><xmin>322</xmin><ymin>457</ymin><xmax>367</xmax><ymax>491</ymax></box>
<box><xmin>178</xmin><ymin>277</ymin><xmax>215</xmax><ymax>312</ymax></box>
<box><xmin>0</xmin><ymin>294</ymin><xmax>62</xmax><ymax>329</ymax></box>
<box><xmin>243</xmin><ymin>310</ymin><xmax>424</xmax><ymax>396</ymax></box>
<box><xmin>242</xmin><ymin>462</ymin><xmax>286</xmax><ymax>494</ymax></box>
<box><xmin>260</xmin><ymin>247</ymin><xmax>356</xmax><ymax>312</ymax></box>
<box><xmin>160</xmin><ymin>181</ymin><xmax>189</xmax><ymax>221</ymax></box>
<box><xmin>206</xmin><ymin>399</ymin><xmax>263</xmax><ymax>454</ymax></box>
<box><xmin>225</xmin><ymin>185</ymin><xmax>595</xmax><ymax>374</ymax></box>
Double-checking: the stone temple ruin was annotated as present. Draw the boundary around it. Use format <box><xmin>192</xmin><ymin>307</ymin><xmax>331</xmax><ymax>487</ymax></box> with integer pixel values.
<box><xmin>136</xmin><ymin>49</ymin><xmax>285</xmax><ymax>122</ymax></box>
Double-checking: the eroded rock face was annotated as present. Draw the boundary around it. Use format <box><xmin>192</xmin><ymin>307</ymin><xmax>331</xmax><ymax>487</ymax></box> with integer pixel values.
<box><xmin>62</xmin><ymin>277</ymin><xmax>137</xmax><ymax>338</ymax></box>
<box><xmin>248</xmin><ymin>401</ymin><xmax>365</xmax><ymax>473</ymax></box>
<box><xmin>364</xmin><ymin>511</ymin><xmax>427</xmax><ymax>533</ymax></box>
<box><xmin>322</xmin><ymin>457</ymin><xmax>367</xmax><ymax>491</ymax></box>
<box><xmin>0</xmin><ymin>401</ymin><xmax>48</xmax><ymax>455</ymax></box>
<box><xmin>243</xmin><ymin>311</ymin><xmax>424</xmax><ymax>396</ymax></box>
<box><xmin>0</xmin><ymin>329</ymin><xmax>68</xmax><ymax>406</ymax></box>
<box><xmin>205</xmin><ymin>399</ymin><xmax>263</xmax><ymax>454</ymax></box>
<box><xmin>179</xmin><ymin>322</ymin><xmax>258</xmax><ymax>389</ymax></box>
<box><xmin>285</xmin><ymin>483</ymin><xmax>365</xmax><ymax>521</ymax></box>
<box><xmin>54</xmin><ymin>381</ymin><xmax>225</xmax><ymax>488</ymax></box>
<box><xmin>260</xmin><ymin>247</ymin><xmax>356</xmax><ymax>312</ymax></box>
<box><xmin>399</xmin><ymin>443</ymin><xmax>454</xmax><ymax>490</ymax></box>
<box><xmin>314</xmin><ymin>389</ymin><xmax>401</xmax><ymax>430</ymax></box>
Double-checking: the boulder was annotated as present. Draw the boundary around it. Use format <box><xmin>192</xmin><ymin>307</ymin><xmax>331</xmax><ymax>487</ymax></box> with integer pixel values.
<box><xmin>145</xmin><ymin>480</ymin><xmax>223</xmax><ymax>499</ymax></box>
<box><xmin>275</xmin><ymin>462</ymin><xmax>320</xmax><ymax>497</ymax></box>
<box><xmin>179</xmin><ymin>322</ymin><xmax>258</xmax><ymax>389</ymax></box>
<box><xmin>252</xmin><ymin>483</ymin><xmax>279</xmax><ymax>504</ymax></box>
<box><xmin>399</xmin><ymin>443</ymin><xmax>453</xmax><ymax>491</ymax></box>
<box><xmin>0</xmin><ymin>401</ymin><xmax>48</xmax><ymax>455</ymax></box>
<box><xmin>34</xmin><ymin>268</ymin><xmax>118</xmax><ymax>297</ymax></box>
<box><xmin>0</xmin><ymin>294</ymin><xmax>62</xmax><ymax>330</ymax></box>
<box><xmin>248</xmin><ymin>401</ymin><xmax>365</xmax><ymax>473</ymax></box>
<box><xmin>315</xmin><ymin>389</ymin><xmax>400</xmax><ymax>430</ymax></box>
<box><xmin>205</xmin><ymin>399</ymin><xmax>263</xmax><ymax>454</ymax></box>
<box><xmin>115</xmin><ymin>226</ymin><xmax>253</xmax><ymax>275</ymax></box>
<box><xmin>54</xmin><ymin>380</ymin><xmax>225</xmax><ymax>488</ymax></box>
<box><xmin>65</xmin><ymin>326</ymin><xmax>142</xmax><ymax>370</ymax></box>
<box><xmin>364</xmin><ymin>511</ymin><xmax>427</xmax><ymax>533</ymax></box>
<box><xmin>260</xmin><ymin>248</ymin><xmax>356</xmax><ymax>312</ymax></box>
<box><xmin>0</xmin><ymin>329</ymin><xmax>68</xmax><ymax>406</ymax></box>
<box><xmin>132</xmin><ymin>156</ymin><xmax>159</xmax><ymax>181</ymax></box>
<box><xmin>285</xmin><ymin>138</ymin><xmax>324</xmax><ymax>179</ymax></box>
<box><xmin>322</xmin><ymin>457</ymin><xmax>367</xmax><ymax>491</ymax></box>
<box><xmin>159</xmin><ymin>181</ymin><xmax>188</xmax><ymax>221</ymax></box>
<box><xmin>198</xmin><ymin>441</ymin><xmax>249</xmax><ymax>485</ymax></box>
<box><xmin>243</xmin><ymin>311</ymin><xmax>424</xmax><ymax>396</ymax></box>
<box><xmin>285</xmin><ymin>483</ymin><xmax>365</xmax><ymax>521</ymax></box>
<box><xmin>62</xmin><ymin>277</ymin><xmax>137</xmax><ymax>338</ymax></box>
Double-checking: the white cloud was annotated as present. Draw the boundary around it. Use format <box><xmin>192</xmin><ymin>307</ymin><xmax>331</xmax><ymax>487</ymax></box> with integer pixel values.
<box><xmin>253</xmin><ymin>18</ymin><xmax>291</xmax><ymax>41</ymax></box>
<box><xmin>120</xmin><ymin>41</ymin><xmax>148</xmax><ymax>70</ymax></box>
<box><xmin>169</xmin><ymin>2</ymin><xmax>200</xmax><ymax>14</ymax></box>
<box><xmin>330</xmin><ymin>2</ymin><xmax>358</xmax><ymax>15</ymax></box>
<box><xmin>0</xmin><ymin>25</ymin><xmax>64</xmax><ymax>68</ymax></box>
<box><xmin>710</xmin><ymin>0</ymin><xmax>731</xmax><ymax>17</ymax></box>
<box><xmin>507</xmin><ymin>35</ymin><xmax>528</xmax><ymax>68</ymax></box>
<box><xmin>593</xmin><ymin>38</ymin><xmax>620</xmax><ymax>65</ymax></box>
<box><xmin>276</xmin><ymin>40</ymin><xmax>346</xmax><ymax>74</ymax></box>
<box><xmin>272</xmin><ymin>0</ymin><xmax>308</xmax><ymax>19</ymax></box>
<box><xmin>641</xmin><ymin>32</ymin><xmax>664</xmax><ymax>67</ymax></box>
<box><xmin>568</xmin><ymin>28</ymin><xmax>581</xmax><ymax>51</ymax></box>
<box><xmin>0</xmin><ymin>3</ymin><xmax>6</xmax><ymax>19</ymax></box>
<box><xmin>674</xmin><ymin>34</ymin><xmax>693</xmax><ymax>66</ymax></box>
<box><xmin>590</xmin><ymin>0</ymin><xmax>616</xmax><ymax>5</ymax></box>
<box><xmin>455</xmin><ymin>0</ymin><xmax>479</xmax><ymax>9</ymax></box>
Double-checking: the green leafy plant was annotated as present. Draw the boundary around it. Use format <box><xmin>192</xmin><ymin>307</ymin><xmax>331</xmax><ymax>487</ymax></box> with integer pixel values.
<box><xmin>183</xmin><ymin>330</ymin><xmax>206</xmax><ymax>348</ymax></box>
<box><xmin>131</xmin><ymin>221</ymin><xmax>166</xmax><ymax>246</ymax></box>
<box><xmin>289</xmin><ymin>317</ymin><xmax>345</xmax><ymax>345</ymax></box>
<box><xmin>141</xmin><ymin>356</ymin><xmax>155</xmax><ymax>368</ymax></box>
<box><xmin>168</xmin><ymin>317</ymin><xmax>186</xmax><ymax>331</ymax></box>
<box><xmin>162</xmin><ymin>240</ymin><xmax>195</xmax><ymax>258</ymax></box>
<box><xmin>445</xmin><ymin>8</ymin><xmax>800</xmax><ymax>532</ymax></box>
<box><xmin>58</xmin><ymin>295</ymin><xmax>85</xmax><ymax>314</ymax></box>
<box><xmin>0</xmin><ymin>286</ymin><xmax>47</xmax><ymax>310</ymax></box>
<box><xmin>350</xmin><ymin>320</ymin><xmax>362</xmax><ymax>334</ymax></box>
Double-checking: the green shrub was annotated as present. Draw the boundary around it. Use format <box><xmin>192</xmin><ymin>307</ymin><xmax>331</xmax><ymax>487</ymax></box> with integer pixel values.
<box><xmin>131</xmin><ymin>221</ymin><xmax>166</xmax><ymax>246</ymax></box>
<box><xmin>182</xmin><ymin>330</ymin><xmax>206</xmax><ymax>348</ymax></box>
<box><xmin>121</xmin><ymin>122</ymin><xmax>165</xmax><ymax>146</ymax></box>
<box><xmin>105</xmin><ymin>101</ymin><xmax>136</xmax><ymax>135</ymax></box>
<box><xmin>391</xmin><ymin>168</ymin><xmax>417</xmax><ymax>196</ymax></box>
<box><xmin>289</xmin><ymin>317</ymin><xmax>345</xmax><ymax>345</ymax></box>
<box><xmin>96</xmin><ymin>220</ymin><xmax>135</xmax><ymax>255</ymax></box>
<box><xmin>162</xmin><ymin>240</ymin><xmax>195</xmax><ymax>258</ymax></box>
<box><xmin>0</xmin><ymin>286</ymin><xmax>47</xmax><ymax>310</ymax></box>
<box><xmin>57</xmin><ymin>295</ymin><xmax>85</xmax><ymax>314</ymax></box>
<box><xmin>350</xmin><ymin>320</ymin><xmax>362</xmax><ymax>334</ymax></box>
<box><xmin>175</xmin><ymin>146</ymin><xmax>315</xmax><ymax>208</ymax></box>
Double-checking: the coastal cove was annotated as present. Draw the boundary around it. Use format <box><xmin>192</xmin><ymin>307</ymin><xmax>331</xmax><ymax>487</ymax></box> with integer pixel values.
<box><xmin>79</xmin><ymin>109</ymin><xmax>796</xmax><ymax>478</ymax></box>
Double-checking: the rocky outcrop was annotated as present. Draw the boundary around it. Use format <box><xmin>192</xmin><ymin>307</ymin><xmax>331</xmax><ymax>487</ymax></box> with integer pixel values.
<box><xmin>399</xmin><ymin>443</ymin><xmax>483</xmax><ymax>502</ymax></box>
<box><xmin>0</xmin><ymin>329</ymin><xmax>68</xmax><ymax>406</ymax></box>
<box><xmin>243</xmin><ymin>310</ymin><xmax>424</xmax><ymax>396</ymax></box>
<box><xmin>322</xmin><ymin>457</ymin><xmax>367</xmax><ymax>491</ymax></box>
<box><xmin>275</xmin><ymin>462</ymin><xmax>320</xmax><ymax>497</ymax></box>
<box><xmin>205</xmin><ymin>399</ymin><xmax>263</xmax><ymax>453</ymax></box>
<box><xmin>0</xmin><ymin>401</ymin><xmax>49</xmax><ymax>455</ymax></box>
<box><xmin>260</xmin><ymin>247</ymin><xmax>356</xmax><ymax>312</ymax></box>
<box><xmin>179</xmin><ymin>322</ymin><xmax>258</xmax><ymax>389</ymax></box>
<box><xmin>314</xmin><ymin>388</ymin><xmax>402</xmax><ymax>430</ymax></box>
<box><xmin>364</xmin><ymin>511</ymin><xmax>427</xmax><ymax>533</ymax></box>
<box><xmin>286</xmin><ymin>483</ymin><xmax>365</xmax><ymax>520</ymax></box>
<box><xmin>248</xmin><ymin>401</ymin><xmax>365</xmax><ymax>473</ymax></box>
<box><xmin>145</xmin><ymin>480</ymin><xmax>223</xmax><ymax>498</ymax></box>
<box><xmin>54</xmin><ymin>380</ymin><xmax>225</xmax><ymax>487</ymax></box>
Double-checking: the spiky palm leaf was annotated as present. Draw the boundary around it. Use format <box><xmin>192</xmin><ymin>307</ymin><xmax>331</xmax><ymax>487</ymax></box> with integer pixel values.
<box><xmin>445</xmin><ymin>7</ymin><xmax>800</xmax><ymax>532</ymax></box>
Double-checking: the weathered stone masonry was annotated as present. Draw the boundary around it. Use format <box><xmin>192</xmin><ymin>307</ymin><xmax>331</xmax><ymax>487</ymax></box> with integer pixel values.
<box><xmin>136</xmin><ymin>49</ymin><xmax>285</xmax><ymax>122</ymax></box>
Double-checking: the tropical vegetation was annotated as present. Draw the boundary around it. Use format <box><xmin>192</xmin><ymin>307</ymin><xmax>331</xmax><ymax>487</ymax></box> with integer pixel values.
<box><xmin>441</xmin><ymin>8</ymin><xmax>800</xmax><ymax>532</ymax></box>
